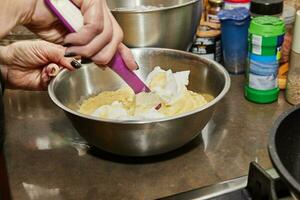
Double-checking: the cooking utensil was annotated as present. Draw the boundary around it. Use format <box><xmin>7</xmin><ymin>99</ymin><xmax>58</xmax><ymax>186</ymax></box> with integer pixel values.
<box><xmin>44</xmin><ymin>0</ymin><xmax>150</xmax><ymax>94</ymax></box>
<box><xmin>108</xmin><ymin>0</ymin><xmax>201</xmax><ymax>50</ymax></box>
<box><xmin>269</xmin><ymin>105</ymin><xmax>300</xmax><ymax>199</ymax></box>
<box><xmin>48</xmin><ymin>48</ymin><xmax>230</xmax><ymax>156</ymax></box>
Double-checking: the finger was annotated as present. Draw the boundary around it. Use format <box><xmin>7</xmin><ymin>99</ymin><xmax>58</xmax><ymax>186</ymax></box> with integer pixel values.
<box><xmin>43</xmin><ymin>43</ymin><xmax>76</xmax><ymax>71</ymax></box>
<box><xmin>41</xmin><ymin>67</ymin><xmax>51</xmax><ymax>90</ymax></box>
<box><xmin>45</xmin><ymin>63</ymin><xmax>62</xmax><ymax>77</ymax></box>
<box><xmin>118</xmin><ymin>43</ymin><xmax>138</xmax><ymax>70</ymax></box>
<box><xmin>65</xmin><ymin>25</ymin><xmax>113</xmax><ymax>58</ymax></box>
<box><xmin>64</xmin><ymin>26</ymin><xmax>104</xmax><ymax>46</ymax></box>
<box><xmin>64</xmin><ymin>0</ymin><xmax>104</xmax><ymax>46</ymax></box>
<box><xmin>106</xmin><ymin>11</ymin><xmax>138</xmax><ymax>70</ymax></box>
<box><xmin>91</xmin><ymin>17</ymin><xmax>123</xmax><ymax>65</ymax></box>
<box><xmin>91</xmin><ymin>37</ymin><xmax>119</xmax><ymax>65</ymax></box>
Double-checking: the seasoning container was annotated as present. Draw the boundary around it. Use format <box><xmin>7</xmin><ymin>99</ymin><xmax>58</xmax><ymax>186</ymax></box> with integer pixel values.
<box><xmin>206</xmin><ymin>0</ymin><xmax>224</xmax><ymax>23</ymax></box>
<box><xmin>278</xmin><ymin>5</ymin><xmax>296</xmax><ymax>89</ymax></box>
<box><xmin>191</xmin><ymin>22</ymin><xmax>222</xmax><ymax>62</ymax></box>
<box><xmin>245</xmin><ymin>16</ymin><xmax>285</xmax><ymax>104</ymax></box>
<box><xmin>250</xmin><ymin>0</ymin><xmax>283</xmax><ymax>17</ymax></box>
<box><xmin>218</xmin><ymin>7</ymin><xmax>250</xmax><ymax>74</ymax></box>
<box><xmin>286</xmin><ymin>10</ymin><xmax>300</xmax><ymax>105</ymax></box>
<box><xmin>202</xmin><ymin>0</ymin><xmax>209</xmax><ymax>24</ymax></box>
<box><xmin>224</xmin><ymin>0</ymin><xmax>251</xmax><ymax>10</ymax></box>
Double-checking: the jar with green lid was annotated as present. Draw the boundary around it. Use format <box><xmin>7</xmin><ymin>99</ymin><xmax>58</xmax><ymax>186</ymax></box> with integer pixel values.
<box><xmin>206</xmin><ymin>0</ymin><xmax>224</xmax><ymax>23</ymax></box>
<box><xmin>245</xmin><ymin>16</ymin><xmax>285</xmax><ymax>104</ymax></box>
<box><xmin>248</xmin><ymin>16</ymin><xmax>285</xmax><ymax>57</ymax></box>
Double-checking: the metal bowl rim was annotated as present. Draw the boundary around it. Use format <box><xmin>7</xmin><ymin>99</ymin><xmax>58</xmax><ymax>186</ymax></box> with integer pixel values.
<box><xmin>48</xmin><ymin>47</ymin><xmax>231</xmax><ymax>125</ymax></box>
<box><xmin>110</xmin><ymin>0</ymin><xmax>200</xmax><ymax>13</ymax></box>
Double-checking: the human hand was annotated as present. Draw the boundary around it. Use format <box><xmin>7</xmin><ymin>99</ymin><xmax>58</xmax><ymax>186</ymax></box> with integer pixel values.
<box><xmin>0</xmin><ymin>40</ymin><xmax>75</xmax><ymax>90</ymax></box>
<box><xmin>24</xmin><ymin>0</ymin><xmax>137</xmax><ymax>69</ymax></box>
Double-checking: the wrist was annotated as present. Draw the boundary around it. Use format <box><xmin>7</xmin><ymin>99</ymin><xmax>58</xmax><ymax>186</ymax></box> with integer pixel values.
<box><xmin>16</xmin><ymin>0</ymin><xmax>38</xmax><ymax>25</ymax></box>
<box><xmin>0</xmin><ymin>0</ymin><xmax>37</xmax><ymax>39</ymax></box>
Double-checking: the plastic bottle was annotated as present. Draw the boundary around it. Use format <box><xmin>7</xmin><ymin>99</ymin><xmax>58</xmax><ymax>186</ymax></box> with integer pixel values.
<box><xmin>286</xmin><ymin>10</ymin><xmax>300</xmax><ymax>105</ymax></box>
<box><xmin>218</xmin><ymin>7</ymin><xmax>250</xmax><ymax>74</ymax></box>
<box><xmin>245</xmin><ymin>16</ymin><xmax>285</xmax><ymax>104</ymax></box>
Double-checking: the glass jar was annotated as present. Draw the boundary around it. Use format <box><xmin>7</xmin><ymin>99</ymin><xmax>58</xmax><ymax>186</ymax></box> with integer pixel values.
<box><xmin>286</xmin><ymin>10</ymin><xmax>300</xmax><ymax>105</ymax></box>
<box><xmin>206</xmin><ymin>0</ymin><xmax>224</xmax><ymax>23</ymax></box>
<box><xmin>278</xmin><ymin>5</ymin><xmax>296</xmax><ymax>89</ymax></box>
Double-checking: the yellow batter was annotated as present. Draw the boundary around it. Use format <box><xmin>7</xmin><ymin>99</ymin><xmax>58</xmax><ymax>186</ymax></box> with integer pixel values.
<box><xmin>78</xmin><ymin>67</ymin><xmax>213</xmax><ymax>120</ymax></box>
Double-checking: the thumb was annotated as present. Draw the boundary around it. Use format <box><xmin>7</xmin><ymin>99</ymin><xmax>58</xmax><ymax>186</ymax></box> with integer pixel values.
<box><xmin>40</xmin><ymin>63</ymin><xmax>61</xmax><ymax>90</ymax></box>
<box><xmin>45</xmin><ymin>63</ymin><xmax>62</xmax><ymax>77</ymax></box>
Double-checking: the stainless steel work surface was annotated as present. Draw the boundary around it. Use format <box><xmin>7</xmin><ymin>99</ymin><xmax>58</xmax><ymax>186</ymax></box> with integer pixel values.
<box><xmin>3</xmin><ymin>76</ymin><xmax>291</xmax><ymax>200</ymax></box>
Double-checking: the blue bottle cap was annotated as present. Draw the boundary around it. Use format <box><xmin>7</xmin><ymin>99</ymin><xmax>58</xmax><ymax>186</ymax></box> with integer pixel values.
<box><xmin>218</xmin><ymin>7</ymin><xmax>250</xmax><ymax>21</ymax></box>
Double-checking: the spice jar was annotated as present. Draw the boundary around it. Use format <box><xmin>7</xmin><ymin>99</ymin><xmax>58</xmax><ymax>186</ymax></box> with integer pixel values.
<box><xmin>245</xmin><ymin>16</ymin><xmax>285</xmax><ymax>104</ymax></box>
<box><xmin>280</xmin><ymin>5</ymin><xmax>296</xmax><ymax>64</ymax></box>
<box><xmin>286</xmin><ymin>11</ymin><xmax>300</xmax><ymax>105</ymax></box>
<box><xmin>278</xmin><ymin>5</ymin><xmax>296</xmax><ymax>90</ymax></box>
<box><xmin>206</xmin><ymin>0</ymin><xmax>224</xmax><ymax>23</ymax></box>
<box><xmin>191</xmin><ymin>22</ymin><xmax>222</xmax><ymax>62</ymax></box>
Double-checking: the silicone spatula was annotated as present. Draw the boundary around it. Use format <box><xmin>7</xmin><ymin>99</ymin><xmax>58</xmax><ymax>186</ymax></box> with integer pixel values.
<box><xmin>44</xmin><ymin>0</ymin><xmax>150</xmax><ymax>94</ymax></box>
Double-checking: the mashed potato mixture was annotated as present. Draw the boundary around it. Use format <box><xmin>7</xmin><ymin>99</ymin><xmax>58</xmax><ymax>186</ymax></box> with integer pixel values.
<box><xmin>78</xmin><ymin>67</ymin><xmax>213</xmax><ymax>120</ymax></box>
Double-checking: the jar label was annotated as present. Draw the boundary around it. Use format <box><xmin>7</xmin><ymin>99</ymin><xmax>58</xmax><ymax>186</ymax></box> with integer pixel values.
<box><xmin>191</xmin><ymin>36</ymin><xmax>222</xmax><ymax>62</ymax></box>
<box><xmin>250</xmin><ymin>34</ymin><xmax>285</xmax><ymax>47</ymax></box>
<box><xmin>252</xmin><ymin>45</ymin><xmax>262</xmax><ymax>55</ymax></box>
<box><xmin>252</xmin><ymin>35</ymin><xmax>262</xmax><ymax>46</ymax></box>
<box><xmin>207</xmin><ymin>14</ymin><xmax>220</xmax><ymax>23</ymax></box>
<box><xmin>249</xmin><ymin>74</ymin><xmax>278</xmax><ymax>90</ymax></box>
<box><xmin>248</xmin><ymin>59</ymin><xmax>279</xmax><ymax>90</ymax></box>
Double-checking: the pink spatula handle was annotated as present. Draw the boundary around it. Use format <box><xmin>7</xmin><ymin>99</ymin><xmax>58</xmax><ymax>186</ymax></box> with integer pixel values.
<box><xmin>109</xmin><ymin>52</ymin><xmax>150</xmax><ymax>93</ymax></box>
<box><xmin>44</xmin><ymin>0</ymin><xmax>150</xmax><ymax>94</ymax></box>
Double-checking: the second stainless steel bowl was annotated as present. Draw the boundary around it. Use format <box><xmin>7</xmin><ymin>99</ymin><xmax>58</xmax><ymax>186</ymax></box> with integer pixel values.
<box><xmin>108</xmin><ymin>0</ymin><xmax>202</xmax><ymax>50</ymax></box>
<box><xmin>48</xmin><ymin>48</ymin><xmax>230</xmax><ymax>156</ymax></box>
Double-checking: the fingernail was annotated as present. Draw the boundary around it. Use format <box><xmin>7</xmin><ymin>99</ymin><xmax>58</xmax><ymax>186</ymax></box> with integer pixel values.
<box><xmin>63</xmin><ymin>43</ymin><xmax>72</xmax><ymax>47</ymax></box>
<box><xmin>64</xmin><ymin>52</ymin><xmax>77</xmax><ymax>57</ymax></box>
<box><xmin>71</xmin><ymin>59</ymin><xmax>82</xmax><ymax>69</ymax></box>
<box><xmin>135</xmin><ymin>62</ymin><xmax>140</xmax><ymax>70</ymax></box>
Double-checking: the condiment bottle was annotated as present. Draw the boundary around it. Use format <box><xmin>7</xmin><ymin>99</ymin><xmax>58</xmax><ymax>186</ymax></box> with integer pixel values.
<box><xmin>286</xmin><ymin>10</ymin><xmax>300</xmax><ymax>105</ymax></box>
<box><xmin>191</xmin><ymin>22</ymin><xmax>222</xmax><ymax>62</ymax></box>
<box><xmin>206</xmin><ymin>0</ymin><xmax>224</xmax><ymax>23</ymax></box>
<box><xmin>245</xmin><ymin>16</ymin><xmax>285</xmax><ymax>104</ymax></box>
<box><xmin>278</xmin><ymin>5</ymin><xmax>296</xmax><ymax>90</ymax></box>
<box><xmin>218</xmin><ymin>7</ymin><xmax>250</xmax><ymax>74</ymax></box>
<box><xmin>224</xmin><ymin>0</ymin><xmax>251</xmax><ymax>10</ymax></box>
<box><xmin>250</xmin><ymin>0</ymin><xmax>283</xmax><ymax>17</ymax></box>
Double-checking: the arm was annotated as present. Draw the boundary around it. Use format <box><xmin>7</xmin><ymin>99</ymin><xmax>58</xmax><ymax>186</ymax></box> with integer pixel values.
<box><xmin>0</xmin><ymin>0</ymin><xmax>36</xmax><ymax>39</ymax></box>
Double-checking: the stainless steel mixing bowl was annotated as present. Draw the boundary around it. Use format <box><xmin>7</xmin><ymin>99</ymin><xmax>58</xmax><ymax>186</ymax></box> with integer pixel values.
<box><xmin>107</xmin><ymin>0</ymin><xmax>202</xmax><ymax>50</ymax></box>
<box><xmin>48</xmin><ymin>48</ymin><xmax>230</xmax><ymax>156</ymax></box>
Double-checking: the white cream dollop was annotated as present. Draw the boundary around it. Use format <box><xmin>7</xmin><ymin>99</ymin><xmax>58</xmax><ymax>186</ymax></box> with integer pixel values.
<box><xmin>91</xmin><ymin>101</ymin><xmax>129</xmax><ymax>120</ymax></box>
<box><xmin>146</xmin><ymin>66</ymin><xmax>190</xmax><ymax>105</ymax></box>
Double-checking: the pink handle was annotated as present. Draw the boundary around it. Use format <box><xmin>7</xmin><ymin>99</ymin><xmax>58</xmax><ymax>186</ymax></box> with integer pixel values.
<box><xmin>109</xmin><ymin>53</ymin><xmax>150</xmax><ymax>93</ymax></box>
<box><xmin>44</xmin><ymin>0</ymin><xmax>150</xmax><ymax>94</ymax></box>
